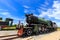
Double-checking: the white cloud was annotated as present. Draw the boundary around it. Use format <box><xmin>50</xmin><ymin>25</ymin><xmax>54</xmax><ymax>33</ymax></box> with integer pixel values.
<box><xmin>23</xmin><ymin>5</ymin><xmax>30</xmax><ymax>8</ymax></box>
<box><xmin>38</xmin><ymin>0</ymin><xmax>51</xmax><ymax>11</ymax></box>
<box><xmin>39</xmin><ymin>7</ymin><xmax>47</xmax><ymax>11</ymax></box>
<box><xmin>23</xmin><ymin>5</ymin><xmax>31</xmax><ymax>13</ymax></box>
<box><xmin>40</xmin><ymin>0</ymin><xmax>49</xmax><ymax>8</ymax></box>
<box><xmin>39</xmin><ymin>1</ymin><xmax>60</xmax><ymax>19</ymax></box>
<box><xmin>38</xmin><ymin>0</ymin><xmax>60</xmax><ymax>27</ymax></box>
<box><xmin>0</xmin><ymin>9</ymin><xmax>3</xmax><ymax>10</ymax></box>
<box><xmin>0</xmin><ymin>12</ymin><xmax>26</xmax><ymax>25</ymax></box>
<box><xmin>24</xmin><ymin>9</ymin><xmax>36</xmax><ymax>13</ymax></box>
<box><xmin>0</xmin><ymin>0</ymin><xmax>17</xmax><ymax>11</ymax></box>
<box><xmin>24</xmin><ymin>9</ymin><xmax>29</xmax><ymax>13</ymax></box>
<box><xmin>39</xmin><ymin>9</ymin><xmax>51</xmax><ymax>17</ymax></box>
<box><xmin>48</xmin><ymin>1</ymin><xmax>60</xmax><ymax>20</ymax></box>
<box><xmin>0</xmin><ymin>12</ymin><xmax>11</xmax><ymax>16</ymax></box>
<box><xmin>0</xmin><ymin>12</ymin><xmax>21</xmax><ymax>20</ymax></box>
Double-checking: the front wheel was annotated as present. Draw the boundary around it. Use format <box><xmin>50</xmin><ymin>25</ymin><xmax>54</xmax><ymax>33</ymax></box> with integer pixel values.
<box><xmin>26</xmin><ymin>29</ymin><xmax>32</xmax><ymax>36</ymax></box>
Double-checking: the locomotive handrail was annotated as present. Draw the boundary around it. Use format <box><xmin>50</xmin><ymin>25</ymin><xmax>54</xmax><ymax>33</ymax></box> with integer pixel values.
<box><xmin>26</xmin><ymin>24</ymin><xmax>43</xmax><ymax>25</ymax></box>
<box><xmin>24</xmin><ymin>27</ymin><xmax>32</xmax><ymax>28</ymax></box>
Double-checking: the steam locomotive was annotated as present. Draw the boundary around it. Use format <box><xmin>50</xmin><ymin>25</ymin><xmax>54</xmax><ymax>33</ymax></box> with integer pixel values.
<box><xmin>17</xmin><ymin>13</ymin><xmax>57</xmax><ymax>36</ymax></box>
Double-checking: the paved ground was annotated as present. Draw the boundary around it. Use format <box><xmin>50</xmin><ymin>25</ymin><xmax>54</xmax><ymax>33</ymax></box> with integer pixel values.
<box><xmin>0</xmin><ymin>30</ymin><xmax>60</xmax><ymax>40</ymax></box>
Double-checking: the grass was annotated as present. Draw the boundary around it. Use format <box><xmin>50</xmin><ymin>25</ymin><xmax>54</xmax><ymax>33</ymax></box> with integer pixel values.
<box><xmin>57</xmin><ymin>27</ymin><xmax>60</xmax><ymax>31</ymax></box>
<box><xmin>2</xmin><ymin>26</ymin><xmax>16</xmax><ymax>30</ymax></box>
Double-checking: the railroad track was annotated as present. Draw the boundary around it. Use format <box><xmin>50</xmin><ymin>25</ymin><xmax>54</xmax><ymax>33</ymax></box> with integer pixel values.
<box><xmin>0</xmin><ymin>34</ymin><xmax>21</xmax><ymax>40</ymax></box>
<box><xmin>0</xmin><ymin>34</ymin><xmax>34</xmax><ymax>40</ymax></box>
<box><xmin>0</xmin><ymin>30</ymin><xmax>60</xmax><ymax>40</ymax></box>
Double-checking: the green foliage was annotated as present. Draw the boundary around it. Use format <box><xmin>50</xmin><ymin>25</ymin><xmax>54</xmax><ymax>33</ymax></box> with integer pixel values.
<box><xmin>2</xmin><ymin>27</ymin><xmax>16</xmax><ymax>30</ymax></box>
<box><xmin>12</xmin><ymin>24</ymin><xmax>17</xmax><ymax>27</ymax></box>
<box><xmin>0</xmin><ymin>17</ymin><xmax>2</xmax><ymax>20</ymax></box>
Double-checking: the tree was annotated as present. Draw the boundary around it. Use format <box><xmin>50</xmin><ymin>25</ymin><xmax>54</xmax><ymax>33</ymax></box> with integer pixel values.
<box><xmin>0</xmin><ymin>17</ymin><xmax>2</xmax><ymax>21</ymax></box>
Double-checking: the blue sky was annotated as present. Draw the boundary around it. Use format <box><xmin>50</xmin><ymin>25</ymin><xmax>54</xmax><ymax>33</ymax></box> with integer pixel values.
<box><xmin>0</xmin><ymin>0</ymin><xmax>60</xmax><ymax>26</ymax></box>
